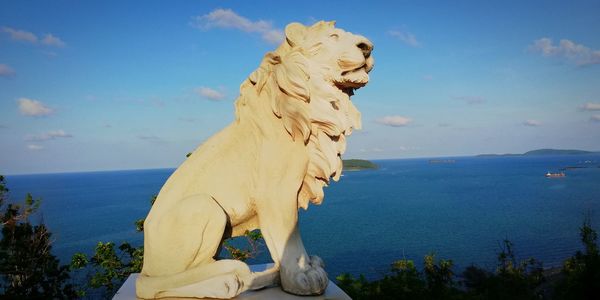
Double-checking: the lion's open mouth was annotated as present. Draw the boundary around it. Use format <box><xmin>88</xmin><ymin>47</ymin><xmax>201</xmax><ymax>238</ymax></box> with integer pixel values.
<box><xmin>333</xmin><ymin>64</ymin><xmax>371</xmax><ymax>97</ymax></box>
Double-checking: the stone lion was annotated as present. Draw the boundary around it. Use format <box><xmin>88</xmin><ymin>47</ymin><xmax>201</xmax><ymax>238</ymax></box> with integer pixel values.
<box><xmin>136</xmin><ymin>21</ymin><xmax>373</xmax><ymax>299</ymax></box>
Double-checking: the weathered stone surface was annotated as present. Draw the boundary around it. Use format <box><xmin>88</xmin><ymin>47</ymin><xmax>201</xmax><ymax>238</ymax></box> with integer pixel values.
<box><xmin>136</xmin><ymin>21</ymin><xmax>373</xmax><ymax>299</ymax></box>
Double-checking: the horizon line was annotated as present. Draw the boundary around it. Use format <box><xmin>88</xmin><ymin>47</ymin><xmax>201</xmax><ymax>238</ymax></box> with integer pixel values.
<box><xmin>4</xmin><ymin>149</ymin><xmax>600</xmax><ymax>177</ymax></box>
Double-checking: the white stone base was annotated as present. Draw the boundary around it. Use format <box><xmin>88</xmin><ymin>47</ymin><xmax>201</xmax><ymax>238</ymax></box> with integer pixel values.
<box><xmin>113</xmin><ymin>263</ymin><xmax>351</xmax><ymax>300</ymax></box>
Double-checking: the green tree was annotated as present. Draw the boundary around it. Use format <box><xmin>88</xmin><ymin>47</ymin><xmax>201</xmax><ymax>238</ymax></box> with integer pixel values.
<box><xmin>0</xmin><ymin>175</ymin><xmax>76</xmax><ymax>298</ymax></box>
<box><xmin>69</xmin><ymin>197</ymin><xmax>150</xmax><ymax>298</ymax></box>
<box><xmin>70</xmin><ymin>241</ymin><xmax>143</xmax><ymax>297</ymax></box>
<box><xmin>336</xmin><ymin>254</ymin><xmax>460</xmax><ymax>300</ymax></box>
<box><xmin>462</xmin><ymin>240</ymin><xmax>544</xmax><ymax>300</ymax></box>
<box><xmin>222</xmin><ymin>229</ymin><xmax>264</xmax><ymax>262</ymax></box>
<box><xmin>423</xmin><ymin>254</ymin><xmax>457</xmax><ymax>299</ymax></box>
<box><xmin>337</xmin><ymin>241</ymin><xmax>545</xmax><ymax>300</ymax></box>
<box><xmin>554</xmin><ymin>218</ymin><xmax>600</xmax><ymax>300</ymax></box>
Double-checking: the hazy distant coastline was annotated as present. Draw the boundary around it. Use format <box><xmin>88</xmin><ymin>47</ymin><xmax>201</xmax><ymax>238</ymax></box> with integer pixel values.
<box><xmin>477</xmin><ymin>148</ymin><xmax>600</xmax><ymax>157</ymax></box>
<box><xmin>8</xmin><ymin>150</ymin><xmax>600</xmax><ymax>176</ymax></box>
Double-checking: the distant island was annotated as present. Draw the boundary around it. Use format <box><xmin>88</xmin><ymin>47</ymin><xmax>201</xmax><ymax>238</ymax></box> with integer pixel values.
<box><xmin>477</xmin><ymin>148</ymin><xmax>599</xmax><ymax>157</ymax></box>
<box><xmin>429</xmin><ymin>159</ymin><xmax>456</xmax><ymax>164</ymax></box>
<box><xmin>343</xmin><ymin>159</ymin><xmax>378</xmax><ymax>171</ymax></box>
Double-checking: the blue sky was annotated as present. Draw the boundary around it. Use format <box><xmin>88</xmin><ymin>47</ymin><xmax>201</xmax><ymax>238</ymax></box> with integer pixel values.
<box><xmin>1</xmin><ymin>1</ymin><xmax>600</xmax><ymax>174</ymax></box>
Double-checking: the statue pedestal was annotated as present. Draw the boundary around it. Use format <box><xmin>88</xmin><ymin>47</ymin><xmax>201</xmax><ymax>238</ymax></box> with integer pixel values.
<box><xmin>113</xmin><ymin>263</ymin><xmax>351</xmax><ymax>300</ymax></box>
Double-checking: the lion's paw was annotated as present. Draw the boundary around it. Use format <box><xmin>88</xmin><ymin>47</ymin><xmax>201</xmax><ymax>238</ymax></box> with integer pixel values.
<box><xmin>281</xmin><ymin>255</ymin><xmax>328</xmax><ymax>295</ymax></box>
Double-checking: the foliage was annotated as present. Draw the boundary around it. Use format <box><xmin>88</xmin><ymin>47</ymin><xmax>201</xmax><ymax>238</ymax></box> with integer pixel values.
<box><xmin>223</xmin><ymin>230</ymin><xmax>264</xmax><ymax>262</ymax></box>
<box><xmin>70</xmin><ymin>241</ymin><xmax>143</xmax><ymax>297</ymax></box>
<box><xmin>337</xmin><ymin>254</ymin><xmax>461</xmax><ymax>300</ymax></box>
<box><xmin>337</xmin><ymin>241</ymin><xmax>545</xmax><ymax>300</ymax></box>
<box><xmin>69</xmin><ymin>196</ymin><xmax>151</xmax><ymax>298</ymax></box>
<box><xmin>461</xmin><ymin>240</ymin><xmax>544</xmax><ymax>300</ymax></box>
<box><xmin>554</xmin><ymin>218</ymin><xmax>600</xmax><ymax>300</ymax></box>
<box><xmin>0</xmin><ymin>175</ymin><xmax>76</xmax><ymax>298</ymax></box>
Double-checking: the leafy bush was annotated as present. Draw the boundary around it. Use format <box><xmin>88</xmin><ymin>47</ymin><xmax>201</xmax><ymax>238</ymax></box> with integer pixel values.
<box><xmin>0</xmin><ymin>175</ymin><xmax>76</xmax><ymax>298</ymax></box>
<box><xmin>461</xmin><ymin>240</ymin><xmax>544</xmax><ymax>300</ymax></box>
<box><xmin>554</xmin><ymin>219</ymin><xmax>600</xmax><ymax>300</ymax></box>
<box><xmin>69</xmin><ymin>196</ymin><xmax>151</xmax><ymax>298</ymax></box>
<box><xmin>223</xmin><ymin>229</ymin><xmax>264</xmax><ymax>262</ymax></box>
<box><xmin>337</xmin><ymin>241</ymin><xmax>545</xmax><ymax>300</ymax></box>
<box><xmin>337</xmin><ymin>254</ymin><xmax>461</xmax><ymax>300</ymax></box>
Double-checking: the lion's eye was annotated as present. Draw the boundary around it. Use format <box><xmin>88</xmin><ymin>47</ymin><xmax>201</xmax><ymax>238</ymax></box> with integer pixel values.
<box><xmin>329</xmin><ymin>33</ymin><xmax>339</xmax><ymax>41</ymax></box>
<box><xmin>330</xmin><ymin>101</ymin><xmax>339</xmax><ymax>110</ymax></box>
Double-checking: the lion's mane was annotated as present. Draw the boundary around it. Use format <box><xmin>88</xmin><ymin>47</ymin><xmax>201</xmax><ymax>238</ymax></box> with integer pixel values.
<box><xmin>233</xmin><ymin>21</ymin><xmax>365</xmax><ymax>209</ymax></box>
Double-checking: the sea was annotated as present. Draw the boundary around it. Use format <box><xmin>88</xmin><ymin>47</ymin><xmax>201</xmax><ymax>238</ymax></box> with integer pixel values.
<box><xmin>4</xmin><ymin>155</ymin><xmax>600</xmax><ymax>280</ymax></box>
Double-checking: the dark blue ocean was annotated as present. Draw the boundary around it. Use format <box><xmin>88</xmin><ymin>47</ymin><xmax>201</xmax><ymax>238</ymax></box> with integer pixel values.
<box><xmin>4</xmin><ymin>155</ymin><xmax>600</xmax><ymax>279</ymax></box>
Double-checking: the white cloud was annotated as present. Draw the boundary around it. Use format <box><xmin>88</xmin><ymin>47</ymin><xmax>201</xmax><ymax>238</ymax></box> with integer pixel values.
<box><xmin>529</xmin><ymin>38</ymin><xmax>600</xmax><ymax>66</ymax></box>
<box><xmin>26</xmin><ymin>130</ymin><xmax>73</xmax><ymax>142</ymax></box>
<box><xmin>27</xmin><ymin>144</ymin><xmax>44</xmax><ymax>151</ymax></box>
<box><xmin>191</xmin><ymin>8</ymin><xmax>284</xmax><ymax>45</ymax></box>
<box><xmin>17</xmin><ymin>98</ymin><xmax>54</xmax><ymax>117</ymax></box>
<box><xmin>591</xmin><ymin>114</ymin><xmax>600</xmax><ymax>123</ymax></box>
<box><xmin>1</xmin><ymin>26</ymin><xmax>66</xmax><ymax>47</ymax></box>
<box><xmin>196</xmin><ymin>86</ymin><xmax>225</xmax><ymax>101</ymax></box>
<box><xmin>452</xmin><ymin>95</ymin><xmax>485</xmax><ymax>105</ymax></box>
<box><xmin>388</xmin><ymin>29</ymin><xmax>420</xmax><ymax>47</ymax></box>
<box><xmin>46</xmin><ymin>130</ymin><xmax>72</xmax><ymax>139</ymax></box>
<box><xmin>262</xmin><ymin>29</ymin><xmax>285</xmax><ymax>45</ymax></box>
<box><xmin>2</xmin><ymin>26</ymin><xmax>37</xmax><ymax>43</ymax></box>
<box><xmin>0</xmin><ymin>64</ymin><xmax>15</xmax><ymax>78</ymax></box>
<box><xmin>376</xmin><ymin>115</ymin><xmax>412</xmax><ymax>127</ymax></box>
<box><xmin>580</xmin><ymin>102</ymin><xmax>600</xmax><ymax>111</ymax></box>
<box><xmin>41</xmin><ymin>34</ymin><xmax>66</xmax><ymax>47</ymax></box>
<box><xmin>523</xmin><ymin>119</ymin><xmax>541</xmax><ymax>127</ymax></box>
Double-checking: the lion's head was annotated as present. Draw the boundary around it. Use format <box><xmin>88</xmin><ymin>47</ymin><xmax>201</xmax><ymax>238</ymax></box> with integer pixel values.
<box><xmin>236</xmin><ymin>21</ymin><xmax>374</xmax><ymax>209</ymax></box>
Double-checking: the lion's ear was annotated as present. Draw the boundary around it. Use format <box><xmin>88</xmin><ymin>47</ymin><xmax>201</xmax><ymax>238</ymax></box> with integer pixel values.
<box><xmin>285</xmin><ymin>22</ymin><xmax>307</xmax><ymax>47</ymax></box>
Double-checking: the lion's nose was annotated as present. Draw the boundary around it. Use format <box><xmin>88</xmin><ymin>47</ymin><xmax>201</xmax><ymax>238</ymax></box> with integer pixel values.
<box><xmin>356</xmin><ymin>40</ymin><xmax>373</xmax><ymax>58</ymax></box>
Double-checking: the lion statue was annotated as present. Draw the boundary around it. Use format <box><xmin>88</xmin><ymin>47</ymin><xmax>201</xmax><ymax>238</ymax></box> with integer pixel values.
<box><xmin>136</xmin><ymin>21</ymin><xmax>374</xmax><ymax>299</ymax></box>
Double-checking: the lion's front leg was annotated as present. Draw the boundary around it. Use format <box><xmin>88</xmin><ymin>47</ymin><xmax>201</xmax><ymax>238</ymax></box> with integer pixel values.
<box><xmin>277</xmin><ymin>226</ymin><xmax>329</xmax><ymax>295</ymax></box>
<box><xmin>257</xmin><ymin>195</ymin><xmax>328</xmax><ymax>295</ymax></box>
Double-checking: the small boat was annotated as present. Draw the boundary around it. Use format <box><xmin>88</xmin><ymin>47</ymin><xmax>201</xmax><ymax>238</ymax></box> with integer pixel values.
<box><xmin>545</xmin><ymin>171</ymin><xmax>566</xmax><ymax>178</ymax></box>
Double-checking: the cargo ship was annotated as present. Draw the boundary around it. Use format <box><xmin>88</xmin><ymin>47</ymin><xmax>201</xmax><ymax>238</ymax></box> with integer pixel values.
<box><xmin>545</xmin><ymin>171</ymin><xmax>566</xmax><ymax>178</ymax></box>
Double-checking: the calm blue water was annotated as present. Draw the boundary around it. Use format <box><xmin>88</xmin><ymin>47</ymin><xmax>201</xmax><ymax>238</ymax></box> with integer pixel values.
<box><xmin>4</xmin><ymin>155</ymin><xmax>600</xmax><ymax>279</ymax></box>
